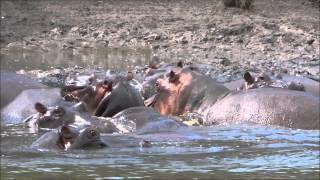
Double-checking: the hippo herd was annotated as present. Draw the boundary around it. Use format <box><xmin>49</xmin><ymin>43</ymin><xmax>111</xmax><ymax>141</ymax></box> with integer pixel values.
<box><xmin>1</xmin><ymin>61</ymin><xmax>319</xmax><ymax>151</ymax></box>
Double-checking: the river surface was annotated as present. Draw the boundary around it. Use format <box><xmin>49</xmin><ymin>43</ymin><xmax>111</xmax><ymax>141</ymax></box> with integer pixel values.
<box><xmin>1</xmin><ymin>46</ymin><xmax>319</xmax><ymax>179</ymax></box>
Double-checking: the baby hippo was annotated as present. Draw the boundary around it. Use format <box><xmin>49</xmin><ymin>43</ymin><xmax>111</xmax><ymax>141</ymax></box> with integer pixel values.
<box><xmin>31</xmin><ymin>125</ymin><xmax>107</xmax><ymax>150</ymax></box>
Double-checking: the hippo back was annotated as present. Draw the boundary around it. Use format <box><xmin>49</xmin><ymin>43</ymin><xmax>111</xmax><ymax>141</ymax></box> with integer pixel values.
<box><xmin>204</xmin><ymin>88</ymin><xmax>320</xmax><ymax>130</ymax></box>
<box><xmin>1</xmin><ymin>71</ymin><xmax>47</xmax><ymax>108</ymax></box>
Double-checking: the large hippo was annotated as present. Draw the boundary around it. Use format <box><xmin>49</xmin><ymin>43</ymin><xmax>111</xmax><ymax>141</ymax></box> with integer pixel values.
<box><xmin>0</xmin><ymin>70</ymin><xmax>67</xmax><ymax>125</ymax></box>
<box><xmin>62</xmin><ymin>73</ymin><xmax>144</xmax><ymax>117</ymax></box>
<box><xmin>31</xmin><ymin>125</ymin><xmax>151</xmax><ymax>150</ymax></box>
<box><xmin>0</xmin><ymin>70</ymin><xmax>47</xmax><ymax>108</ymax></box>
<box><xmin>147</xmin><ymin>67</ymin><xmax>320</xmax><ymax>130</ymax></box>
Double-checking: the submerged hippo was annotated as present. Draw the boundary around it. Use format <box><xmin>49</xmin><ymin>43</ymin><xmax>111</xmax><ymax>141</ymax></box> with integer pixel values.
<box><xmin>24</xmin><ymin>102</ymin><xmax>123</xmax><ymax>134</ymax></box>
<box><xmin>110</xmin><ymin>106</ymin><xmax>186</xmax><ymax>134</ymax></box>
<box><xmin>224</xmin><ymin>72</ymin><xmax>319</xmax><ymax>96</ymax></box>
<box><xmin>31</xmin><ymin>125</ymin><xmax>107</xmax><ymax>150</ymax></box>
<box><xmin>62</xmin><ymin>74</ymin><xmax>144</xmax><ymax>117</ymax></box>
<box><xmin>31</xmin><ymin>125</ymin><xmax>151</xmax><ymax>150</ymax></box>
<box><xmin>147</xmin><ymin>68</ymin><xmax>320</xmax><ymax>130</ymax></box>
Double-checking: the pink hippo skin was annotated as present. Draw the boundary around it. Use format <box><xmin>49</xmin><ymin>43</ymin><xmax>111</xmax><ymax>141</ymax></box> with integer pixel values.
<box><xmin>147</xmin><ymin>68</ymin><xmax>320</xmax><ymax>130</ymax></box>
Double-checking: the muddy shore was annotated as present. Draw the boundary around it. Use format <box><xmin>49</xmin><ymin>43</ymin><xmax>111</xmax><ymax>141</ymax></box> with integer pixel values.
<box><xmin>1</xmin><ymin>0</ymin><xmax>319</xmax><ymax>82</ymax></box>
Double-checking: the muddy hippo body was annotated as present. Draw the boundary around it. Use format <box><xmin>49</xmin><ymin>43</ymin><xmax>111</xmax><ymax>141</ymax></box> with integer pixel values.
<box><xmin>149</xmin><ymin>68</ymin><xmax>320</xmax><ymax>130</ymax></box>
<box><xmin>202</xmin><ymin>88</ymin><xmax>320</xmax><ymax>130</ymax></box>
<box><xmin>0</xmin><ymin>70</ymin><xmax>47</xmax><ymax>108</ymax></box>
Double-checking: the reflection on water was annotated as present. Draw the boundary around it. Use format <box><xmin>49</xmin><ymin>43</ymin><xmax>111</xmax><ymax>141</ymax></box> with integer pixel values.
<box><xmin>1</xmin><ymin>124</ymin><xmax>319</xmax><ymax>179</ymax></box>
<box><xmin>0</xmin><ymin>42</ymin><xmax>153</xmax><ymax>71</ymax></box>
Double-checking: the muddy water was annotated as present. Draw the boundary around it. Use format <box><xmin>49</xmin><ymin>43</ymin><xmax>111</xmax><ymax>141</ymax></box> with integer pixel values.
<box><xmin>1</xmin><ymin>43</ymin><xmax>153</xmax><ymax>71</ymax></box>
<box><xmin>1</xmin><ymin>47</ymin><xmax>319</xmax><ymax>179</ymax></box>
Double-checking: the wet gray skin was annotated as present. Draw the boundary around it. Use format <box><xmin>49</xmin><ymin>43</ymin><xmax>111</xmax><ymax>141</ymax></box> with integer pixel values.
<box><xmin>24</xmin><ymin>102</ymin><xmax>78</xmax><ymax>130</ymax></box>
<box><xmin>149</xmin><ymin>68</ymin><xmax>320</xmax><ymax>130</ymax></box>
<box><xmin>23</xmin><ymin>101</ymin><xmax>122</xmax><ymax>133</ymax></box>
<box><xmin>94</xmin><ymin>80</ymin><xmax>144</xmax><ymax>117</ymax></box>
<box><xmin>111</xmin><ymin>106</ymin><xmax>186</xmax><ymax>134</ymax></box>
<box><xmin>31</xmin><ymin>125</ymin><xmax>151</xmax><ymax>150</ymax></box>
<box><xmin>62</xmin><ymin>72</ymin><xmax>145</xmax><ymax>118</ymax></box>
<box><xmin>203</xmin><ymin>88</ymin><xmax>320</xmax><ymax>130</ymax></box>
<box><xmin>31</xmin><ymin>125</ymin><xmax>107</xmax><ymax>150</ymax></box>
<box><xmin>0</xmin><ymin>70</ymin><xmax>47</xmax><ymax>108</ymax></box>
<box><xmin>1</xmin><ymin>88</ymin><xmax>63</xmax><ymax>125</ymax></box>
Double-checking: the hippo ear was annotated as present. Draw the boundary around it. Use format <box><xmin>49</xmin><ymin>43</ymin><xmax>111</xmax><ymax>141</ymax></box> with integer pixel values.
<box><xmin>244</xmin><ymin>72</ymin><xmax>254</xmax><ymax>84</ymax></box>
<box><xmin>35</xmin><ymin>102</ymin><xmax>47</xmax><ymax>114</ymax></box>
<box><xmin>177</xmin><ymin>61</ymin><xmax>183</xmax><ymax>68</ymax></box>
<box><xmin>127</xmin><ymin>71</ymin><xmax>133</xmax><ymax>81</ymax></box>
<box><xmin>168</xmin><ymin>70</ymin><xmax>179</xmax><ymax>83</ymax></box>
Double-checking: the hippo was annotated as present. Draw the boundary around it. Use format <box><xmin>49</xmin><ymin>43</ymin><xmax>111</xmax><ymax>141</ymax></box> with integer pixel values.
<box><xmin>110</xmin><ymin>106</ymin><xmax>186</xmax><ymax>134</ymax></box>
<box><xmin>62</xmin><ymin>73</ymin><xmax>144</xmax><ymax>117</ymax></box>
<box><xmin>0</xmin><ymin>70</ymin><xmax>47</xmax><ymax>108</ymax></box>
<box><xmin>147</xmin><ymin>67</ymin><xmax>320</xmax><ymax>130</ymax></box>
<box><xmin>24</xmin><ymin>102</ymin><xmax>123</xmax><ymax>134</ymax></box>
<box><xmin>31</xmin><ymin>125</ymin><xmax>107</xmax><ymax>150</ymax></box>
<box><xmin>224</xmin><ymin>72</ymin><xmax>319</xmax><ymax>96</ymax></box>
<box><xmin>25</xmin><ymin>103</ymin><xmax>185</xmax><ymax>134</ymax></box>
<box><xmin>31</xmin><ymin>125</ymin><xmax>151</xmax><ymax>150</ymax></box>
<box><xmin>1</xmin><ymin>88</ymin><xmax>64</xmax><ymax>125</ymax></box>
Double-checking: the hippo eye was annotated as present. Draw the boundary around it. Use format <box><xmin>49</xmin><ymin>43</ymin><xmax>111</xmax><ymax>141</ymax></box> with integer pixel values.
<box><xmin>259</xmin><ymin>76</ymin><xmax>264</xmax><ymax>80</ymax></box>
<box><xmin>155</xmin><ymin>81</ymin><xmax>160</xmax><ymax>87</ymax></box>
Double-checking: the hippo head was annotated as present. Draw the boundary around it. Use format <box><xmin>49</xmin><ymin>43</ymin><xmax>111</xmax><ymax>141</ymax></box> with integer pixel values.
<box><xmin>145</xmin><ymin>68</ymin><xmax>193</xmax><ymax>115</ymax></box>
<box><xmin>24</xmin><ymin>102</ymin><xmax>75</xmax><ymax>129</ymax></box>
<box><xmin>241</xmin><ymin>72</ymin><xmax>305</xmax><ymax>91</ymax></box>
<box><xmin>62</xmin><ymin>72</ymin><xmax>144</xmax><ymax>117</ymax></box>
<box><xmin>55</xmin><ymin>125</ymin><xmax>106</xmax><ymax>150</ymax></box>
<box><xmin>62</xmin><ymin>80</ymin><xmax>113</xmax><ymax>114</ymax></box>
<box><xmin>142</xmin><ymin>61</ymin><xmax>185</xmax><ymax>99</ymax></box>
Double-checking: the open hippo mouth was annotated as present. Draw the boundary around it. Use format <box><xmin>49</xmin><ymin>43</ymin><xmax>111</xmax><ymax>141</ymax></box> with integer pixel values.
<box><xmin>58</xmin><ymin>126</ymin><xmax>106</xmax><ymax>150</ymax></box>
<box><xmin>61</xmin><ymin>80</ymin><xmax>112</xmax><ymax>114</ymax></box>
